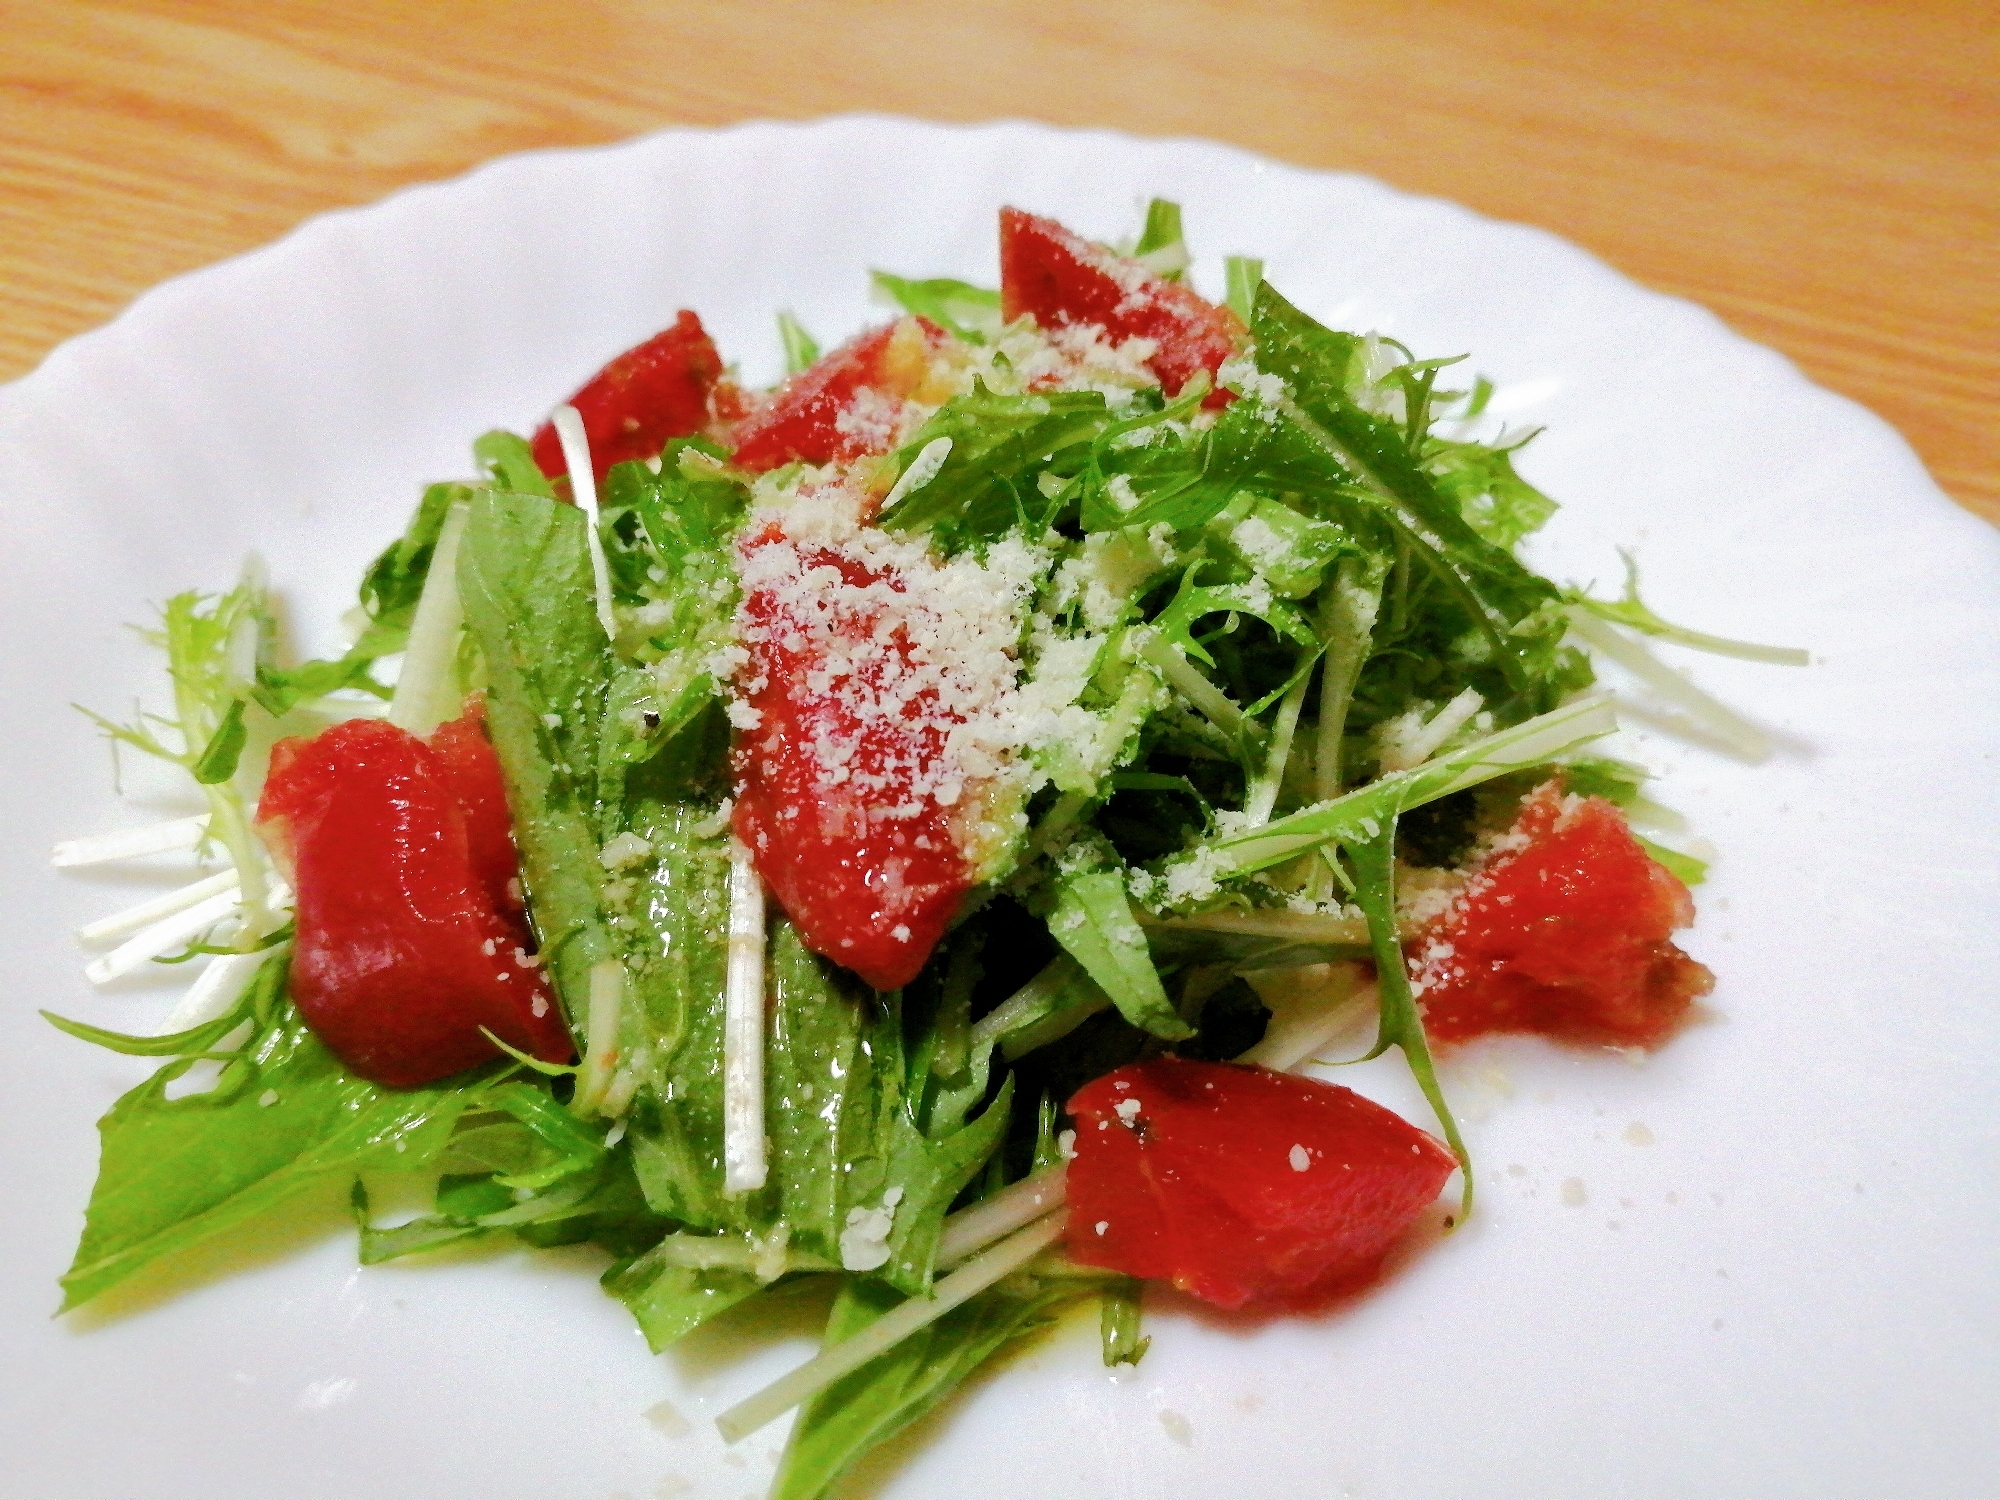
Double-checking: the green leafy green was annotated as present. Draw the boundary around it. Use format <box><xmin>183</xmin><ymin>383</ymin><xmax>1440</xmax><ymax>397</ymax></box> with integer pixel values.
<box><xmin>606</xmin><ymin>1257</ymin><xmax>766</xmax><ymax>1352</ymax></box>
<box><xmin>1430</xmin><ymin>429</ymin><xmax>1558</xmax><ymax>548</ymax></box>
<box><xmin>870</xmin><ymin>271</ymin><xmax>1004</xmax><ymax>342</ymax></box>
<box><xmin>602</xmin><ymin>444</ymin><xmax>747</xmax><ymax>740</ymax></box>
<box><xmin>1153</xmin><ymin>695</ymin><xmax>1616</xmax><ymax>887</ymax></box>
<box><xmin>1099</xmin><ymin>1278</ymin><xmax>1150</xmax><ymax>1365</ymax></box>
<box><xmin>1045</xmin><ymin>866</ymin><xmax>1191</xmax><ymax>1040</ymax></box>
<box><xmin>59</xmin><ymin>957</ymin><xmax>493</xmax><ymax>1310</ymax></box>
<box><xmin>1202</xmin><ymin>490</ymin><xmax>1349</xmax><ymax>598</ymax></box>
<box><xmin>777</xmin><ymin>311</ymin><xmax>821</xmax><ymax>375</ymax></box>
<box><xmin>80</xmin><ymin>583</ymin><xmax>289</xmax><ymax>934</ymax></box>
<box><xmin>1224</xmin><ymin>254</ymin><xmax>1263</xmax><ymax>323</ymax></box>
<box><xmin>1073</xmin><ymin>386</ymin><xmax>1260</xmax><ymax>534</ymax></box>
<box><xmin>882</xmin><ymin>385</ymin><xmax>1109</xmax><ymax>547</ymax></box>
<box><xmin>459</xmin><ymin>487</ymin><xmax>1013</xmax><ymax>1295</ymax></box>
<box><xmin>967</xmin><ymin>954</ymin><xmax>1115</xmax><ymax>1063</ymax></box>
<box><xmin>353</xmin><ymin>1145</ymin><xmax>660</xmax><ymax>1266</ymax></box>
<box><xmin>1636</xmin><ymin>834</ymin><xmax>1708</xmax><ymax>886</ymax></box>
<box><xmin>1247</xmin><ymin>282</ymin><xmax>1568</xmax><ymax>701</ymax></box>
<box><xmin>189</xmin><ymin>697</ymin><xmax>248</xmax><ymax>784</ymax></box>
<box><xmin>770</xmin><ymin>1272</ymin><xmax>1093</xmax><ymax>1500</ymax></box>
<box><xmin>473</xmin><ymin>431</ymin><xmax>556</xmax><ymax>500</ymax></box>
<box><xmin>457</xmin><ymin>489</ymin><xmax>624</xmax><ymax>1013</ymax></box>
<box><xmin>42</xmin><ymin>998</ymin><xmax>259</xmax><ymax>1060</ymax></box>
<box><xmin>1568</xmin><ymin>552</ymin><xmax>1809</xmax><ymax>665</ymax></box>
<box><xmin>1139</xmin><ymin>918</ymin><xmax>1369</xmax><ymax>979</ymax></box>
<box><xmin>1559</xmin><ymin>755</ymin><xmax>1648</xmax><ymax>806</ymax></box>
<box><xmin>1345</xmin><ymin>818</ymin><xmax>1471</xmax><ymax>1209</ymax></box>
<box><xmin>1131</xmin><ymin>198</ymin><xmax>1189</xmax><ymax>280</ymax></box>
<box><xmin>354</xmin><ymin>481</ymin><xmax>462</xmax><ymax>652</ymax></box>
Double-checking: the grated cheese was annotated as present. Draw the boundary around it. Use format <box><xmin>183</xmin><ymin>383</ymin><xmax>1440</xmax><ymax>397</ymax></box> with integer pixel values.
<box><xmin>838</xmin><ymin>1186</ymin><xmax>905</xmax><ymax>1271</ymax></box>
<box><xmin>1217</xmin><ymin>353</ymin><xmax>1289</xmax><ymax>407</ymax></box>
<box><xmin>727</xmin><ymin>480</ymin><xmax>1053</xmax><ymax>877</ymax></box>
<box><xmin>968</xmin><ymin>320</ymin><xmax>1160</xmax><ymax>404</ymax></box>
<box><xmin>598</xmin><ymin>832</ymin><xmax>653</xmax><ymax>871</ymax></box>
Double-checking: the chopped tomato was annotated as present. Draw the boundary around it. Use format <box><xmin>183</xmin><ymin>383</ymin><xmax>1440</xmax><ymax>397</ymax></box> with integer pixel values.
<box><xmin>729</xmin><ymin>316</ymin><xmax>953</xmax><ymax>473</ymax></box>
<box><xmin>425</xmin><ymin>709</ymin><xmax>521</xmax><ymax>915</ymax></box>
<box><xmin>729</xmin><ymin>524</ymin><xmax>971</xmax><ymax>991</ymax></box>
<box><xmin>530</xmin><ymin>310</ymin><xmax>726</xmax><ymax>482</ymax></box>
<box><xmin>255</xmin><ymin>705</ymin><xmax>573</xmax><ymax>1088</ymax></box>
<box><xmin>1410</xmin><ymin>781</ymin><xmax>1714</xmax><ymax>1049</ymax></box>
<box><xmin>998</xmin><ymin>207</ymin><xmax>1243</xmax><ymax>407</ymax></box>
<box><xmin>1065</xmin><ymin>1057</ymin><xmax>1457</xmax><ymax>1310</ymax></box>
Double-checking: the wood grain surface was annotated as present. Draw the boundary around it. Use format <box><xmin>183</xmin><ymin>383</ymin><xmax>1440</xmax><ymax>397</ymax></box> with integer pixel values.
<box><xmin>4</xmin><ymin>0</ymin><xmax>1995</xmax><ymax>522</ymax></box>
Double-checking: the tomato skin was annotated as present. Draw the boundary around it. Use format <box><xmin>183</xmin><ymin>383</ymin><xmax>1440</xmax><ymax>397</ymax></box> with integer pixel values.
<box><xmin>426</xmin><ymin>709</ymin><xmax>524</xmax><ymax>916</ymax></box>
<box><xmin>1411</xmin><ymin>782</ymin><xmax>1714</xmax><ymax>1050</ymax></box>
<box><xmin>530</xmin><ymin>310</ymin><xmax>725</xmax><ymax>482</ymax></box>
<box><xmin>729</xmin><ymin>527</ymin><xmax>969</xmax><ymax>991</ymax></box>
<box><xmin>729</xmin><ymin>317</ymin><xmax>952</xmax><ymax>473</ymax></box>
<box><xmin>998</xmin><ymin>207</ymin><xmax>1243</xmax><ymax>408</ymax></box>
<box><xmin>1065</xmin><ymin>1058</ymin><xmax>1457</xmax><ymax>1310</ymax></box>
<box><xmin>255</xmin><ymin>706</ymin><xmax>573</xmax><ymax>1088</ymax></box>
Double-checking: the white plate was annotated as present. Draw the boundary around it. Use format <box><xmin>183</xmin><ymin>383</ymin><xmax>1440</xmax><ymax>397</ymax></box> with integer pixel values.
<box><xmin>3</xmin><ymin>117</ymin><xmax>1996</xmax><ymax>1500</ymax></box>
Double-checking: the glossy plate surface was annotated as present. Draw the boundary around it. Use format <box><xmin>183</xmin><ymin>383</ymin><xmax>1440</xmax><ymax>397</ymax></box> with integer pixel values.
<box><xmin>3</xmin><ymin>117</ymin><xmax>1996</xmax><ymax>1500</ymax></box>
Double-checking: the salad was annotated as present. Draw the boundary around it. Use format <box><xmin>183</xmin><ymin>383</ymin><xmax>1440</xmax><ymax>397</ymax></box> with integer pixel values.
<box><xmin>51</xmin><ymin>200</ymin><xmax>1798</xmax><ymax>1498</ymax></box>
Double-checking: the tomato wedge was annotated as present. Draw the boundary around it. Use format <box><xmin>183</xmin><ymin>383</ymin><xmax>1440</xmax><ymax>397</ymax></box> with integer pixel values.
<box><xmin>255</xmin><ymin>704</ymin><xmax>573</xmax><ymax>1088</ymax></box>
<box><xmin>730</xmin><ymin>316</ymin><xmax>953</xmax><ymax>473</ymax></box>
<box><xmin>1410</xmin><ymin>781</ymin><xmax>1714</xmax><ymax>1049</ymax></box>
<box><xmin>1065</xmin><ymin>1057</ymin><xmax>1457</xmax><ymax>1310</ymax></box>
<box><xmin>729</xmin><ymin>524</ymin><xmax>971</xmax><ymax>991</ymax></box>
<box><xmin>530</xmin><ymin>310</ymin><xmax>726</xmax><ymax>482</ymax></box>
<box><xmin>998</xmin><ymin>207</ymin><xmax>1243</xmax><ymax>407</ymax></box>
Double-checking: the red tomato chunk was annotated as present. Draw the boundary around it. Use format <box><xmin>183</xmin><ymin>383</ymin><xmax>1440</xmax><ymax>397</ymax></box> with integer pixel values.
<box><xmin>999</xmin><ymin>207</ymin><xmax>1243</xmax><ymax>407</ymax></box>
<box><xmin>730</xmin><ymin>317</ymin><xmax>953</xmax><ymax>474</ymax></box>
<box><xmin>729</xmin><ymin>525</ymin><xmax>971</xmax><ymax>992</ymax></box>
<box><xmin>255</xmin><ymin>705</ymin><xmax>573</xmax><ymax>1088</ymax></box>
<box><xmin>1065</xmin><ymin>1058</ymin><xmax>1457</xmax><ymax>1310</ymax></box>
<box><xmin>530</xmin><ymin>310</ymin><xmax>726</xmax><ymax>482</ymax></box>
<box><xmin>1410</xmin><ymin>781</ymin><xmax>1714</xmax><ymax>1050</ymax></box>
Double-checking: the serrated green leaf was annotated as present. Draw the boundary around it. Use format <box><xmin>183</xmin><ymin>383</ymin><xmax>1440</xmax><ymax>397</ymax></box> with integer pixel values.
<box><xmin>1046</xmin><ymin>867</ymin><xmax>1190</xmax><ymax>1040</ymax></box>
<box><xmin>473</xmin><ymin>430</ymin><xmax>555</xmax><ymax>500</ymax></box>
<box><xmin>770</xmin><ymin>1273</ymin><xmax>1091</xmax><ymax>1500</ymax></box>
<box><xmin>869</xmin><ymin>271</ymin><xmax>1003</xmax><ymax>342</ymax></box>
<box><xmin>60</xmin><ymin>961</ymin><xmax>493</xmax><ymax>1311</ymax></box>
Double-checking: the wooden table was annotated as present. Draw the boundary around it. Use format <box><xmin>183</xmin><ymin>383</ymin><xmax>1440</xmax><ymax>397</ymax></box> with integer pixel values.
<box><xmin>6</xmin><ymin>1</ymin><xmax>1995</xmax><ymax>524</ymax></box>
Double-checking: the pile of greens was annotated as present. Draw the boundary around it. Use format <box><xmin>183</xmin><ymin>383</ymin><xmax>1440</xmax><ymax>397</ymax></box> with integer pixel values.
<box><xmin>55</xmin><ymin>203</ymin><xmax>1744</xmax><ymax>1499</ymax></box>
